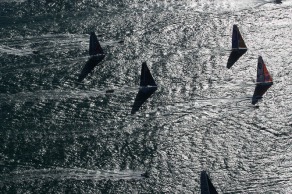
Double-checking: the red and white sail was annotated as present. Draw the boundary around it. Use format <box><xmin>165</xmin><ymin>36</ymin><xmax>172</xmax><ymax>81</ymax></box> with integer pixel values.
<box><xmin>256</xmin><ymin>56</ymin><xmax>273</xmax><ymax>84</ymax></box>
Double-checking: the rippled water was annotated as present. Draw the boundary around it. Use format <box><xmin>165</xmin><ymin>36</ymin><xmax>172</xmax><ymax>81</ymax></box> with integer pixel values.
<box><xmin>0</xmin><ymin>0</ymin><xmax>291</xmax><ymax>193</ymax></box>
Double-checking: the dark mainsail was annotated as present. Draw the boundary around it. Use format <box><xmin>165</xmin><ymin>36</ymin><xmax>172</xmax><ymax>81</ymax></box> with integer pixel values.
<box><xmin>89</xmin><ymin>32</ymin><xmax>104</xmax><ymax>56</ymax></box>
<box><xmin>227</xmin><ymin>25</ymin><xmax>247</xmax><ymax>69</ymax></box>
<box><xmin>140</xmin><ymin>62</ymin><xmax>157</xmax><ymax>87</ymax></box>
<box><xmin>200</xmin><ymin>171</ymin><xmax>218</xmax><ymax>194</ymax></box>
<box><xmin>78</xmin><ymin>32</ymin><xmax>105</xmax><ymax>82</ymax></box>
<box><xmin>131</xmin><ymin>62</ymin><xmax>157</xmax><ymax>114</ymax></box>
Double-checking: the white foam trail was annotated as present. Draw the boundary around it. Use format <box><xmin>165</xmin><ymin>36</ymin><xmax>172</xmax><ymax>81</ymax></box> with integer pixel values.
<box><xmin>1</xmin><ymin>167</ymin><xmax>144</xmax><ymax>182</ymax></box>
<box><xmin>0</xmin><ymin>45</ymin><xmax>33</xmax><ymax>56</ymax></box>
<box><xmin>0</xmin><ymin>0</ymin><xmax>26</xmax><ymax>2</ymax></box>
<box><xmin>185</xmin><ymin>0</ymin><xmax>285</xmax><ymax>13</ymax></box>
<box><xmin>0</xmin><ymin>86</ymin><xmax>140</xmax><ymax>103</ymax></box>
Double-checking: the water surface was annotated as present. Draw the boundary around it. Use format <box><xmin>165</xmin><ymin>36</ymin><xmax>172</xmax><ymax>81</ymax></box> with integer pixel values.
<box><xmin>0</xmin><ymin>0</ymin><xmax>291</xmax><ymax>193</ymax></box>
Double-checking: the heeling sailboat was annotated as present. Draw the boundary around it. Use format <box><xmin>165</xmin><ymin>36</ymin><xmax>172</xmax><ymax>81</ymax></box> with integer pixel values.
<box><xmin>140</xmin><ymin>62</ymin><xmax>157</xmax><ymax>88</ymax></box>
<box><xmin>275</xmin><ymin>0</ymin><xmax>282</xmax><ymax>4</ymax></box>
<box><xmin>227</xmin><ymin>24</ymin><xmax>248</xmax><ymax>69</ymax></box>
<box><xmin>89</xmin><ymin>31</ymin><xmax>104</xmax><ymax>56</ymax></box>
<box><xmin>131</xmin><ymin>62</ymin><xmax>157</xmax><ymax>114</ymax></box>
<box><xmin>77</xmin><ymin>32</ymin><xmax>105</xmax><ymax>82</ymax></box>
<box><xmin>252</xmin><ymin>56</ymin><xmax>273</xmax><ymax>105</ymax></box>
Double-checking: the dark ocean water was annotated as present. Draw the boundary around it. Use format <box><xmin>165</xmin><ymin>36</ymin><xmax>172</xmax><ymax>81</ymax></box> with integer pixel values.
<box><xmin>0</xmin><ymin>0</ymin><xmax>291</xmax><ymax>193</ymax></box>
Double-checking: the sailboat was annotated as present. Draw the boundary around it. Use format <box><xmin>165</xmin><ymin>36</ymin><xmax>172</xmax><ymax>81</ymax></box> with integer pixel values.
<box><xmin>140</xmin><ymin>62</ymin><xmax>157</xmax><ymax>90</ymax></box>
<box><xmin>275</xmin><ymin>0</ymin><xmax>282</xmax><ymax>4</ymax></box>
<box><xmin>131</xmin><ymin>62</ymin><xmax>157</xmax><ymax>114</ymax></box>
<box><xmin>89</xmin><ymin>31</ymin><xmax>104</xmax><ymax>56</ymax></box>
<box><xmin>78</xmin><ymin>32</ymin><xmax>105</xmax><ymax>82</ymax></box>
<box><xmin>227</xmin><ymin>25</ymin><xmax>248</xmax><ymax>69</ymax></box>
<box><xmin>200</xmin><ymin>171</ymin><xmax>218</xmax><ymax>194</ymax></box>
<box><xmin>252</xmin><ymin>56</ymin><xmax>273</xmax><ymax>105</ymax></box>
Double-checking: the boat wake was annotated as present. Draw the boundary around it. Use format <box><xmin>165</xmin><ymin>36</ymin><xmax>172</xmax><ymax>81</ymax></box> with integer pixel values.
<box><xmin>0</xmin><ymin>86</ymin><xmax>141</xmax><ymax>104</ymax></box>
<box><xmin>186</xmin><ymin>0</ymin><xmax>286</xmax><ymax>13</ymax></box>
<box><xmin>0</xmin><ymin>45</ymin><xmax>34</xmax><ymax>56</ymax></box>
<box><xmin>0</xmin><ymin>165</ymin><xmax>144</xmax><ymax>183</ymax></box>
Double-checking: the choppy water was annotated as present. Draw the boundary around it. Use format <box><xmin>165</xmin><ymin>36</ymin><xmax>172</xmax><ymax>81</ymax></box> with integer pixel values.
<box><xmin>0</xmin><ymin>0</ymin><xmax>291</xmax><ymax>193</ymax></box>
